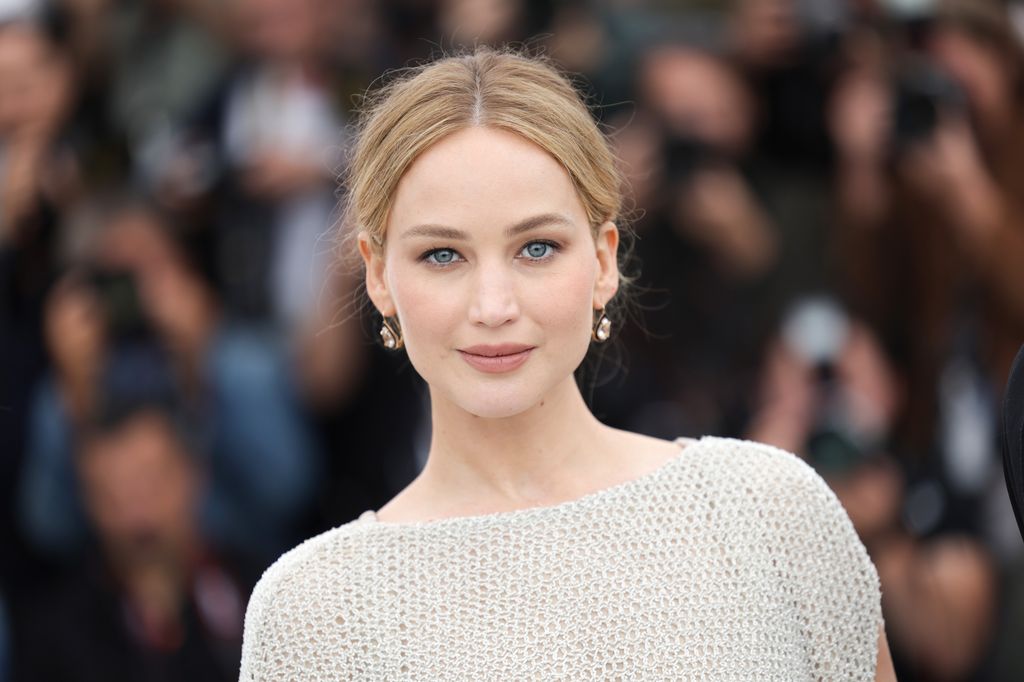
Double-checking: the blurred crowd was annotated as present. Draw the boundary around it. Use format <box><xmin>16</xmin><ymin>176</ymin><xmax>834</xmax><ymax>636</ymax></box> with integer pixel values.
<box><xmin>1</xmin><ymin>0</ymin><xmax>1024</xmax><ymax>679</ymax></box>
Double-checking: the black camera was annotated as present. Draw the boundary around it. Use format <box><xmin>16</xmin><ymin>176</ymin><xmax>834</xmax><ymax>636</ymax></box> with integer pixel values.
<box><xmin>890</xmin><ymin>58</ymin><xmax>967</xmax><ymax>154</ymax></box>
<box><xmin>780</xmin><ymin>298</ymin><xmax>879</xmax><ymax>476</ymax></box>
<box><xmin>662</xmin><ymin>133</ymin><xmax>723</xmax><ymax>185</ymax></box>
<box><xmin>87</xmin><ymin>268</ymin><xmax>152</xmax><ymax>342</ymax></box>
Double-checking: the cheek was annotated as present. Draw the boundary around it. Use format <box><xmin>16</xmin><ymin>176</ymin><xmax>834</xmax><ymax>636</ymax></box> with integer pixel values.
<box><xmin>388</xmin><ymin>269</ymin><xmax>461</xmax><ymax>359</ymax></box>
<box><xmin>531</xmin><ymin>263</ymin><xmax>596</xmax><ymax>336</ymax></box>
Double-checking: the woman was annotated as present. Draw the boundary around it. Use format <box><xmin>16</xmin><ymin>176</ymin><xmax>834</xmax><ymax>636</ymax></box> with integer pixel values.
<box><xmin>239</xmin><ymin>48</ymin><xmax>894</xmax><ymax>680</ymax></box>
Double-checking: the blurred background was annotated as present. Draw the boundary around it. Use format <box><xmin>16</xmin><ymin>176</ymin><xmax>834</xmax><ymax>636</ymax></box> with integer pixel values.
<box><xmin>1</xmin><ymin>0</ymin><xmax>1023</xmax><ymax>679</ymax></box>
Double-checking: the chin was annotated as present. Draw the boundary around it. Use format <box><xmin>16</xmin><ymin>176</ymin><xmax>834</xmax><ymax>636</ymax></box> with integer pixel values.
<box><xmin>449</xmin><ymin>383</ymin><xmax>549</xmax><ymax>420</ymax></box>
<box><xmin>425</xmin><ymin>366</ymin><xmax>569</xmax><ymax>420</ymax></box>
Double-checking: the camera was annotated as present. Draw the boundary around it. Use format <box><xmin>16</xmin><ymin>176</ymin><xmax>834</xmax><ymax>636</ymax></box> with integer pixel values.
<box><xmin>780</xmin><ymin>297</ymin><xmax>879</xmax><ymax>476</ymax></box>
<box><xmin>890</xmin><ymin>58</ymin><xmax>966</xmax><ymax>154</ymax></box>
<box><xmin>662</xmin><ymin>133</ymin><xmax>724</xmax><ymax>186</ymax></box>
<box><xmin>86</xmin><ymin>268</ymin><xmax>152</xmax><ymax>342</ymax></box>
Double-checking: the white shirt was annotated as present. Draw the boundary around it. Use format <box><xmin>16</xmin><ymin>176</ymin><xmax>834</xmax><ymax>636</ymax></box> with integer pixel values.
<box><xmin>239</xmin><ymin>436</ymin><xmax>882</xmax><ymax>680</ymax></box>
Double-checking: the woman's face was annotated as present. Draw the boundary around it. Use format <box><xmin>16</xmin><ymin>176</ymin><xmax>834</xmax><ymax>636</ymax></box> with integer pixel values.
<box><xmin>360</xmin><ymin>126</ymin><xmax>619</xmax><ymax>419</ymax></box>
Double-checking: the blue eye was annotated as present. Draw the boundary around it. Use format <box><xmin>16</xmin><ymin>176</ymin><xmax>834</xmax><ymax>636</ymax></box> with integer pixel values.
<box><xmin>423</xmin><ymin>248</ymin><xmax>462</xmax><ymax>266</ymax></box>
<box><xmin>520</xmin><ymin>241</ymin><xmax>557</xmax><ymax>260</ymax></box>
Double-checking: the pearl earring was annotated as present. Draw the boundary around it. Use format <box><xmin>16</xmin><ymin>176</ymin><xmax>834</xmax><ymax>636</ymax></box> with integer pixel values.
<box><xmin>379</xmin><ymin>317</ymin><xmax>404</xmax><ymax>350</ymax></box>
<box><xmin>592</xmin><ymin>307</ymin><xmax>612</xmax><ymax>343</ymax></box>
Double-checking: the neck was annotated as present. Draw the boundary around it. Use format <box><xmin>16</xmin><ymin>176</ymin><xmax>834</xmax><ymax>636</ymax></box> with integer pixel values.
<box><xmin>107</xmin><ymin>523</ymin><xmax>201</xmax><ymax>587</ymax></box>
<box><xmin>419</xmin><ymin>376</ymin><xmax>615</xmax><ymax>510</ymax></box>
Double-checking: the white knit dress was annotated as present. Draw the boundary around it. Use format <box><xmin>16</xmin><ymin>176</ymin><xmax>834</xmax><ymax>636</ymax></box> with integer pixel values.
<box><xmin>239</xmin><ymin>436</ymin><xmax>882</xmax><ymax>680</ymax></box>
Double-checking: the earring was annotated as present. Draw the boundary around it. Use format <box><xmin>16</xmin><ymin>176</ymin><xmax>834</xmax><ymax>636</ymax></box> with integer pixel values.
<box><xmin>379</xmin><ymin>317</ymin><xmax>404</xmax><ymax>350</ymax></box>
<box><xmin>592</xmin><ymin>307</ymin><xmax>612</xmax><ymax>343</ymax></box>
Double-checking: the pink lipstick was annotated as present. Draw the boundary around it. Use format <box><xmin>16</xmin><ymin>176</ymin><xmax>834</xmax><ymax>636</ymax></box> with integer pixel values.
<box><xmin>458</xmin><ymin>344</ymin><xmax>535</xmax><ymax>374</ymax></box>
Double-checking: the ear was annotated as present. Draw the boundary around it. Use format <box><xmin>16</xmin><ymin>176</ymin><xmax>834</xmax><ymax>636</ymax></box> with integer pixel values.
<box><xmin>593</xmin><ymin>221</ymin><xmax>620</xmax><ymax>308</ymax></box>
<box><xmin>357</xmin><ymin>231</ymin><xmax>397</xmax><ymax>317</ymax></box>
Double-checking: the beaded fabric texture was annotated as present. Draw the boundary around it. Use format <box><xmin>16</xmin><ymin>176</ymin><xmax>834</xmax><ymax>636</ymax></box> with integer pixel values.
<box><xmin>239</xmin><ymin>436</ymin><xmax>882</xmax><ymax>681</ymax></box>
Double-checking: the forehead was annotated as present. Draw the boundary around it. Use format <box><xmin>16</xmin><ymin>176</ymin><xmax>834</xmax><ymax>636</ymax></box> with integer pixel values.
<box><xmin>0</xmin><ymin>26</ymin><xmax>49</xmax><ymax>68</ymax></box>
<box><xmin>82</xmin><ymin>413</ymin><xmax>179</xmax><ymax>462</ymax></box>
<box><xmin>387</xmin><ymin>126</ymin><xmax>589</xmax><ymax>238</ymax></box>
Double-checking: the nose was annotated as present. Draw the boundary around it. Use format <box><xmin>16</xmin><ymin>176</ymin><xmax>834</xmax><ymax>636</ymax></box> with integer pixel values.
<box><xmin>468</xmin><ymin>262</ymin><xmax>520</xmax><ymax>328</ymax></box>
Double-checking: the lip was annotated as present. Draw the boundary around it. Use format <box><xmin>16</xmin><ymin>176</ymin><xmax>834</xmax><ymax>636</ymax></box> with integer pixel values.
<box><xmin>457</xmin><ymin>344</ymin><xmax>535</xmax><ymax>374</ymax></box>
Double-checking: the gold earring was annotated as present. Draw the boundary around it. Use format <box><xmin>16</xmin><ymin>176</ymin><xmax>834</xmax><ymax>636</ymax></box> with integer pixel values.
<box><xmin>379</xmin><ymin>316</ymin><xmax>404</xmax><ymax>350</ymax></box>
<box><xmin>592</xmin><ymin>307</ymin><xmax>612</xmax><ymax>343</ymax></box>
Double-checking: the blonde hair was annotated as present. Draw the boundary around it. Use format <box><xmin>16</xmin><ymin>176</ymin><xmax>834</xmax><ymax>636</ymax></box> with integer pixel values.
<box><xmin>343</xmin><ymin>47</ymin><xmax>625</xmax><ymax>253</ymax></box>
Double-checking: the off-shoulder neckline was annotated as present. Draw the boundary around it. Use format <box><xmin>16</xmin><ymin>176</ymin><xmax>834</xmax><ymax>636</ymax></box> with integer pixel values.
<box><xmin>357</xmin><ymin>435</ymin><xmax>711</xmax><ymax>531</ymax></box>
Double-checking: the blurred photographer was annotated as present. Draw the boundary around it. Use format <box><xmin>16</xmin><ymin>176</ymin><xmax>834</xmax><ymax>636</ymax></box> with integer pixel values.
<box><xmin>17</xmin><ymin>197</ymin><xmax>320</xmax><ymax>565</ymax></box>
<box><xmin>0</xmin><ymin>10</ymin><xmax>113</xmax><ymax>624</ymax></box>
<box><xmin>828</xmin><ymin>12</ymin><xmax>1024</xmax><ymax>674</ymax></box>
<box><xmin>748</xmin><ymin>298</ymin><xmax>904</xmax><ymax>540</ymax></box>
<box><xmin>638</xmin><ymin>43</ymin><xmax>778</xmax><ymax>279</ymax></box>
<box><xmin>0</xmin><ymin>15</ymin><xmax>77</xmax><ymax>243</ymax></box>
<box><xmin>748</xmin><ymin>297</ymin><xmax>999</xmax><ymax>681</ymax></box>
<box><xmin>832</xmin><ymin>0</ymin><xmax>1024</xmax><ymax>460</ymax></box>
<box><xmin>593</xmin><ymin>43</ymin><xmax>779</xmax><ymax>438</ymax></box>
<box><xmin>19</xmin><ymin>400</ymin><xmax>249</xmax><ymax>682</ymax></box>
<box><xmin>161</xmin><ymin>0</ymin><xmax>344</xmax><ymax>333</ymax></box>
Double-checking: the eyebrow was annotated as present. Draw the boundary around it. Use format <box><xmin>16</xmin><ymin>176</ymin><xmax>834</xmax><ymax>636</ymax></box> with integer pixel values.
<box><xmin>400</xmin><ymin>213</ymin><xmax>575</xmax><ymax>241</ymax></box>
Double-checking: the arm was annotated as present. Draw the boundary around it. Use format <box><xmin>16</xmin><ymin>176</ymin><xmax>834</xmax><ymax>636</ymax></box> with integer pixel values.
<box><xmin>951</xmin><ymin>181</ymin><xmax>1024</xmax><ymax>321</ymax></box>
<box><xmin>876</xmin><ymin>624</ymin><xmax>897</xmax><ymax>682</ymax></box>
<box><xmin>207</xmin><ymin>330</ymin><xmax>322</xmax><ymax>557</ymax></box>
<box><xmin>17</xmin><ymin>378</ymin><xmax>89</xmax><ymax>554</ymax></box>
<box><xmin>900</xmin><ymin>120</ymin><xmax>1024</xmax><ymax>322</ymax></box>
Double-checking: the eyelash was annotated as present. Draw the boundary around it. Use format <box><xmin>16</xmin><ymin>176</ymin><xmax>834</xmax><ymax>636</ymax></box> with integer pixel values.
<box><xmin>419</xmin><ymin>240</ymin><xmax>562</xmax><ymax>268</ymax></box>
